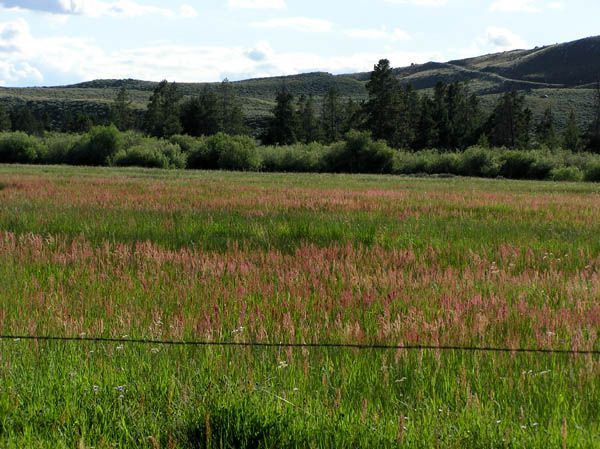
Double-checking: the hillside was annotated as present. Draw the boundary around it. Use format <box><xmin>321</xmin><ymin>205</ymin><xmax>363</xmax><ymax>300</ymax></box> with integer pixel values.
<box><xmin>1</xmin><ymin>35</ymin><xmax>599</xmax><ymax>131</ymax></box>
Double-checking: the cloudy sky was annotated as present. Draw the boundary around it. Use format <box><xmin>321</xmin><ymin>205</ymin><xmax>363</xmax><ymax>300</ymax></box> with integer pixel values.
<box><xmin>0</xmin><ymin>0</ymin><xmax>597</xmax><ymax>86</ymax></box>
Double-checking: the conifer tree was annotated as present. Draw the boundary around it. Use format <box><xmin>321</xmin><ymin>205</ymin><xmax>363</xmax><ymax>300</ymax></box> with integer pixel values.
<box><xmin>264</xmin><ymin>86</ymin><xmax>297</xmax><ymax>145</ymax></box>
<box><xmin>563</xmin><ymin>111</ymin><xmax>582</xmax><ymax>152</ymax></box>
<box><xmin>110</xmin><ymin>86</ymin><xmax>134</xmax><ymax>130</ymax></box>
<box><xmin>144</xmin><ymin>80</ymin><xmax>182</xmax><ymax>138</ymax></box>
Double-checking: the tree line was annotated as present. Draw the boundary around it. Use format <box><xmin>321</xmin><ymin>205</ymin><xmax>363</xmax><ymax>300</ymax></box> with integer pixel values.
<box><xmin>1</xmin><ymin>58</ymin><xmax>600</xmax><ymax>153</ymax></box>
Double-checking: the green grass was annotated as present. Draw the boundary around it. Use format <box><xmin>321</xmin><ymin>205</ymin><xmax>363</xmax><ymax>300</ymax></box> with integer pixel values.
<box><xmin>0</xmin><ymin>165</ymin><xmax>599</xmax><ymax>447</ymax></box>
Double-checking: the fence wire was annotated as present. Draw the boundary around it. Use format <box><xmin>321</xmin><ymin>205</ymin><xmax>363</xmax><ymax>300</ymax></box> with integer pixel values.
<box><xmin>1</xmin><ymin>334</ymin><xmax>599</xmax><ymax>356</ymax></box>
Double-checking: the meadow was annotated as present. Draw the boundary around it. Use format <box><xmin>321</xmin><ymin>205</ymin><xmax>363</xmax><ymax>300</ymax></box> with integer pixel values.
<box><xmin>1</xmin><ymin>165</ymin><xmax>600</xmax><ymax>448</ymax></box>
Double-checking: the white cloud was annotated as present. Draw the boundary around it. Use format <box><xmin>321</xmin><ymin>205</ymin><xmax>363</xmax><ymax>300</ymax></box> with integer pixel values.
<box><xmin>489</xmin><ymin>0</ymin><xmax>565</xmax><ymax>13</ymax></box>
<box><xmin>227</xmin><ymin>0</ymin><xmax>286</xmax><ymax>9</ymax></box>
<box><xmin>345</xmin><ymin>26</ymin><xmax>411</xmax><ymax>41</ymax></box>
<box><xmin>251</xmin><ymin>17</ymin><xmax>333</xmax><ymax>33</ymax></box>
<box><xmin>0</xmin><ymin>0</ymin><xmax>195</xmax><ymax>18</ymax></box>
<box><xmin>0</xmin><ymin>18</ymin><xmax>439</xmax><ymax>86</ymax></box>
<box><xmin>482</xmin><ymin>26</ymin><xmax>527</xmax><ymax>50</ymax></box>
<box><xmin>384</xmin><ymin>0</ymin><xmax>448</xmax><ymax>6</ymax></box>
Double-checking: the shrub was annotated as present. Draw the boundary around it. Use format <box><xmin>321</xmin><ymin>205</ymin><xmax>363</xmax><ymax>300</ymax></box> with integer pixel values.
<box><xmin>0</xmin><ymin>132</ymin><xmax>41</xmax><ymax>164</ymax></box>
<box><xmin>170</xmin><ymin>135</ymin><xmax>215</xmax><ymax>170</ymax></box>
<box><xmin>69</xmin><ymin>125</ymin><xmax>122</xmax><ymax>166</ymax></box>
<box><xmin>499</xmin><ymin>151</ymin><xmax>556</xmax><ymax>180</ymax></box>
<box><xmin>499</xmin><ymin>151</ymin><xmax>536</xmax><ymax>179</ymax></box>
<box><xmin>393</xmin><ymin>151</ymin><xmax>428</xmax><ymax>175</ymax></box>
<box><xmin>423</xmin><ymin>151</ymin><xmax>461</xmax><ymax>175</ymax></box>
<box><xmin>459</xmin><ymin>146</ymin><xmax>500</xmax><ymax>178</ymax></box>
<box><xmin>215</xmin><ymin>134</ymin><xmax>261</xmax><ymax>171</ymax></box>
<box><xmin>550</xmin><ymin>166</ymin><xmax>584</xmax><ymax>182</ymax></box>
<box><xmin>40</xmin><ymin>133</ymin><xmax>80</xmax><ymax>164</ymax></box>
<box><xmin>113</xmin><ymin>141</ymin><xmax>186</xmax><ymax>169</ymax></box>
<box><xmin>260</xmin><ymin>143</ymin><xmax>327</xmax><ymax>173</ymax></box>
<box><xmin>325</xmin><ymin>131</ymin><xmax>395</xmax><ymax>174</ymax></box>
<box><xmin>584</xmin><ymin>163</ymin><xmax>600</xmax><ymax>182</ymax></box>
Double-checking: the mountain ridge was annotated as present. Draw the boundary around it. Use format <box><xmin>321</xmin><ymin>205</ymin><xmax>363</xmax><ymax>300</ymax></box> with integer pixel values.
<box><xmin>1</xmin><ymin>35</ymin><xmax>599</xmax><ymax>131</ymax></box>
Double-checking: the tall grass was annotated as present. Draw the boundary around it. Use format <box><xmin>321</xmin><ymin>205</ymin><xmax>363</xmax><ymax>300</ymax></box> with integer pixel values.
<box><xmin>0</xmin><ymin>166</ymin><xmax>599</xmax><ymax>447</ymax></box>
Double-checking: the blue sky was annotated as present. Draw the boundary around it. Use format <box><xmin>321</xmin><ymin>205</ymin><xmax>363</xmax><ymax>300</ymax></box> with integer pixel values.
<box><xmin>0</xmin><ymin>0</ymin><xmax>597</xmax><ymax>87</ymax></box>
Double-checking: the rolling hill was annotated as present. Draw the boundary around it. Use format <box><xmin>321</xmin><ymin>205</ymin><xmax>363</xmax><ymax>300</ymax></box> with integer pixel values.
<box><xmin>1</xmin><ymin>35</ymin><xmax>599</xmax><ymax>132</ymax></box>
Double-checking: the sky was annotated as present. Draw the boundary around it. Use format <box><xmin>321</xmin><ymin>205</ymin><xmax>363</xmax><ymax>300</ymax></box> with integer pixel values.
<box><xmin>0</xmin><ymin>0</ymin><xmax>598</xmax><ymax>87</ymax></box>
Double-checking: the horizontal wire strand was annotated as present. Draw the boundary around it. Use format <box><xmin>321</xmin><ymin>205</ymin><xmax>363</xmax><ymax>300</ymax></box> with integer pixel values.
<box><xmin>0</xmin><ymin>335</ymin><xmax>598</xmax><ymax>356</ymax></box>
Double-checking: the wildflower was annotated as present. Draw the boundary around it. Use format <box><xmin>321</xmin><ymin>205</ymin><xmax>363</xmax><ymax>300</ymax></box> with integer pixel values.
<box><xmin>92</xmin><ymin>385</ymin><xmax>100</xmax><ymax>394</ymax></box>
<box><xmin>150</xmin><ymin>347</ymin><xmax>160</xmax><ymax>354</ymax></box>
<box><xmin>116</xmin><ymin>345</ymin><xmax>124</xmax><ymax>351</ymax></box>
<box><xmin>277</xmin><ymin>361</ymin><xmax>288</xmax><ymax>369</ymax></box>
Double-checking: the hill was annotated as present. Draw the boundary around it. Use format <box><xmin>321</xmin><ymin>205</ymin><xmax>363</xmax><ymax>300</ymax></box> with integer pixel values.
<box><xmin>1</xmin><ymin>35</ymin><xmax>599</xmax><ymax>131</ymax></box>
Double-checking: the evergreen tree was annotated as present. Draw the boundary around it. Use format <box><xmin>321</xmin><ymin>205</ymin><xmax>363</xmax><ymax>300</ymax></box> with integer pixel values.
<box><xmin>110</xmin><ymin>87</ymin><xmax>134</xmax><ymax>131</ymax></box>
<box><xmin>426</xmin><ymin>82</ymin><xmax>482</xmax><ymax>150</ymax></box>
<box><xmin>342</xmin><ymin>98</ymin><xmax>363</xmax><ymax>134</ymax></box>
<box><xmin>487</xmin><ymin>91</ymin><xmax>532</xmax><ymax>149</ymax></box>
<box><xmin>535</xmin><ymin>108</ymin><xmax>558</xmax><ymax>148</ymax></box>
<box><xmin>144</xmin><ymin>80</ymin><xmax>182</xmax><ymax>138</ymax></box>
<box><xmin>321</xmin><ymin>87</ymin><xmax>344</xmax><ymax>143</ymax></box>
<box><xmin>364</xmin><ymin>59</ymin><xmax>402</xmax><ymax>145</ymax></box>
<box><xmin>296</xmin><ymin>95</ymin><xmax>320</xmax><ymax>143</ymax></box>
<box><xmin>415</xmin><ymin>96</ymin><xmax>438</xmax><ymax>149</ymax></box>
<box><xmin>10</xmin><ymin>105</ymin><xmax>43</xmax><ymax>135</ymax></box>
<box><xmin>0</xmin><ymin>103</ymin><xmax>11</xmax><ymax>131</ymax></box>
<box><xmin>66</xmin><ymin>111</ymin><xmax>93</xmax><ymax>133</ymax></box>
<box><xmin>264</xmin><ymin>87</ymin><xmax>297</xmax><ymax>145</ymax></box>
<box><xmin>563</xmin><ymin>111</ymin><xmax>582</xmax><ymax>152</ymax></box>
<box><xmin>180</xmin><ymin>87</ymin><xmax>220</xmax><ymax>137</ymax></box>
<box><xmin>217</xmin><ymin>79</ymin><xmax>246</xmax><ymax>136</ymax></box>
<box><xmin>587</xmin><ymin>82</ymin><xmax>600</xmax><ymax>153</ymax></box>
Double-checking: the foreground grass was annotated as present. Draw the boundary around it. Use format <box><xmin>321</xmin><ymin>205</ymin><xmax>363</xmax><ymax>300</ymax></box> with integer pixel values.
<box><xmin>0</xmin><ymin>165</ymin><xmax>599</xmax><ymax>447</ymax></box>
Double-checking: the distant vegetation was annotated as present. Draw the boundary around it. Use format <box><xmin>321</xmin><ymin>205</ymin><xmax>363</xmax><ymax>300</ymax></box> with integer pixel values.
<box><xmin>2</xmin><ymin>127</ymin><xmax>600</xmax><ymax>182</ymax></box>
<box><xmin>2</xmin><ymin>34</ymin><xmax>600</xmax><ymax>135</ymax></box>
<box><xmin>2</xmin><ymin>36</ymin><xmax>600</xmax><ymax>178</ymax></box>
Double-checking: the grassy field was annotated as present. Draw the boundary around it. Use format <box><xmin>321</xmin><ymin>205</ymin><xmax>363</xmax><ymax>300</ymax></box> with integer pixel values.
<box><xmin>1</xmin><ymin>165</ymin><xmax>600</xmax><ymax>448</ymax></box>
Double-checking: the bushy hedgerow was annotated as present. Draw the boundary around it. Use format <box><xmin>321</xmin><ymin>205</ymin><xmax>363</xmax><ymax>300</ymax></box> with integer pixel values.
<box><xmin>498</xmin><ymin>150</ymin><xmax>555</xmax><ymax>180</ymax></box>
<box><xmin>458</xmin><ymin>146</ymin><xmax>501</xmax><ymax>178</ymax></box>
<box><xmin>260</xmin><ymin>143</ymin><xmax>327</xmax><ymax>173</ymax></box>
<box><xmin>69</xmin><ymin>125</ymin><xmax>122</xmax><ymax>166</ymax></box>
<box><xmin>0</xmin><ymin>132</ymin><xmax>42</xmax><ymax>163</ymax></box>
<box><xmin>5</xmin><ymin>128</ymin><xmax>600</xmax><ymax>183</ymax></box>
<box><xmin>325</xmin><ymin>131</ymin><xmax>395</xmax><ymax>174</ymax></box>
<box><xmin>113</xmin><ymin>140</ymin><xmax>186</xmax><ymax>169</ymax></box>
<box><xmin>40</xmin><ymin>133</ymin><xmax>80</xmax><ymax>164</ymax></box>
<box><xmin>216</xmin><ymin>134</ymin><xmax>261</xmax><ymax>171</ymax></box>
<box><xmin>584</xmin><ymin>163</ymin><xmax>600</xmax><ymax>182</ymax></box>
<box><xmin>550</xmin><ymin>166</ymin><xmax>584</xmax><ymax>182</ymax></box>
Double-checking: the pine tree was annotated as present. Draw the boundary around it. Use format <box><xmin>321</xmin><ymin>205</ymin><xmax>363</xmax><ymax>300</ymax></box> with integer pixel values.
<box><xmin>296</xmin><ymin>95</ymin><xmax>320</xmax><ymax>143</ymax></box>
<box><xmin>415</xmin><ymin>96</ymin><xmax>437</xmax><ymax>149</ymax></box>
<box><xmin>180</xmin><ymin>87</ymin><xmax>220</xmax><ymax>137</ymax></box>
<box><xmin>144</xmin><ymin>80</ymin><xmax>182</xmax><ymax>138</ymax></box>
<box><xmin>535</xmin><ymin>108</ymin><xmax>558</xmax><ymax>148</ymax></box>
<box><xmin>321</xmin><ymin>87</ymin><xmax>344</xmax><ymax>143</ymax></box>
<box><xmin>10</xmin><ymin>105</ymin><xmax>43</xmax><ymax>135</ymax></box>
<box><xmin>110</xmin><ymin>87</ymin><xmax>134</xmax><ymax>131</ymax></box>
<box><xmin>264</xmin><ymin>86</ymin><xmax>297</xmax><ymax>145</ymax></box>
<box><xmin>364</xmin><ymin>59</ymin><xmax>401</xmax><ymax>145</ymax></box>
<box><xmin>487</xmin><ymin>91</ymin><xmax>531</xmax><ymax>149</ymax></box>
<box><xmin>0</xmin><ymin>103</ymin><xmax>11</xmax><ymax>131</ymax></box>
<box><xmin>587</xmin><ymin>82</ymin><xmax>600</xmax><ymax>153</ymax></box>
<box><xmin>217</xmin><ymin>79</ymin><xmax>246</xmax><ymax>135</ymax></box>
<box><xmin>563</xmin><ymin>111</ymin><xmax>582</xmax><ymax>152</ymax></box>
<box><xmin>343</xmin><ymin>98</ymin><xmax>362</xmax><ymax>134</ymax></box>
